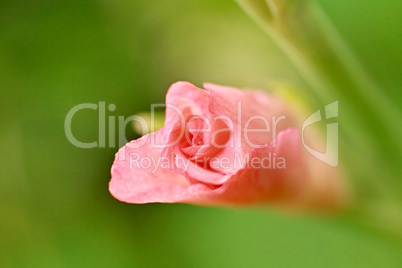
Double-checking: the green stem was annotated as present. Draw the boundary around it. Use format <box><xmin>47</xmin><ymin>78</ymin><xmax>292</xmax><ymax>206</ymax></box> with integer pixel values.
<box><xmin>311</xmin><ymin>3</ymin><xmax>402</xmax><ymax>152</ymax></box>
<box><xmin>236</xmin><ymin>0</ymin><xmax>402</xmax><ymax>236</ymax></box>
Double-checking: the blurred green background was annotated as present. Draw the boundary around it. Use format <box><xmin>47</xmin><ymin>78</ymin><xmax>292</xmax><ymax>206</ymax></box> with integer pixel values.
<box><xmin>1</xmin><ymin>0</ymin><xmax>401</xmax><ymax>267</ymax></box>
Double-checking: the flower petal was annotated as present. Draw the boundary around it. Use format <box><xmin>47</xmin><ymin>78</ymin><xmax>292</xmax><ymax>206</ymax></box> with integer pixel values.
<box><xmin>165</xmin><ymin>81</ymin><xmax>210</xmax><ymax>125</ymax></box>
<box><xmin>109</xmin><ymin>128</ymin><xmax>211</xmax><ymax>203</ymax></box>
<box><xmin>201</xmin><ymin>128</ymin><xmax>346</xmax><ymax>210</ymax></box>
<box><xmin>201</xmin><ymin>83</ymin><xmax>297</xmax><ymax>175</ymax></box>
<box><xmin>110</xmin><ymin>82</ymin><xmax>347</xmax><ymax>210</ymax></box>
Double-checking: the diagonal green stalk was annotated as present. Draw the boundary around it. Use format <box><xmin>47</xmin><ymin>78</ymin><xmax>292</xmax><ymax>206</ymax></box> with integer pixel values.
<box><xmin>310</xmin><ymin>4</ymin><xmax>402</xmax><ymax>150</ymax></box>
<box><xmin>236</xmin><ymin>0</ymin><xmax>402</xmax><ymax>179</ymax></box>
<box><xmin>236</xmin><ymin>0</ymin><xmax>401</xmax><ymax>152</ymax></box>
<box><xmin>236</xmin><ymin>0</ymin><xmax>402</xmax><ymax>237</ymax></box>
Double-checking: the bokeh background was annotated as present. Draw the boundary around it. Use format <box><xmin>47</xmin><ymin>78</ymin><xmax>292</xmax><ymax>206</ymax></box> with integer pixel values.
<box><xmin>1</xmin><ymin>0</ymin><xmax>401</xmax><ymax>267</ymax></box>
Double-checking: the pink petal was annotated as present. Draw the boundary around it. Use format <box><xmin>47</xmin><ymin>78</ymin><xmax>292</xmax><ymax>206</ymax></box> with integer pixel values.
<box><xmin>110</xmin><ymin>127</ymin><xmax>344</xmax><ymax>209</ymax></box>
<box><xmin>109</xmin><ymin>128</ymin><xmax>211</xmax><ymax>203</ymax></box>
<box><xmin>110</xmin><ymin>82</ymin><xmax>346</xmax><ymax>209</ymax></box>
<box><xmin>200</xmin><ymin>83</ymin><xmax>297</xmax><ymax>175</ymax></box>
<box><xmin>204</xmin><ymin>128</ymin><xmax>346</xmax><ymax>209</ymax></box>
<box><xmin>165</xmin><ymin>81</ymin><xmax>210</xmax><ymax>125</ymax></box>
<box><xmin>204</xmin><ymin>82</ymin><xmax>297</xmax><ymax>146</ymax></box>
